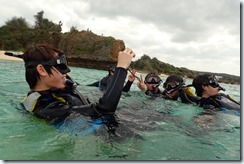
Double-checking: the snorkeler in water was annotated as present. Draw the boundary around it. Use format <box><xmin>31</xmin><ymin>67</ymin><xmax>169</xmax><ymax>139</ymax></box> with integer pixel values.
<box><xmin>137</xmin><ymin>73</ymin><xmax>198</xmax><ymax>104</ymax></box>
<box><xmin>87</xmin><ymin>66</ymin><xmax>137</xmax><ymax>92</ymax></box>
<box><xmin>87</xmin><ymin>65</ymin><xmax>116</xmax><ymax>90</ymax></box>
<box><xmin>21</xmin><ymin>43</ymin><xmax>135</xmax><ymax>124</ymax></box>
<box><xmin>137</xmin><ymin>72</ymin><xmax>163</xmax><ymax>97</ymax></box>
<box><xmin>191</xmin><ymin>74</ymin><xmax>240</xmax><ymax>111</ymax></box>
<box><xmin>162</xmin><ymin>75</ymin><xmax>199</xmax><ymax>104</ymax></box>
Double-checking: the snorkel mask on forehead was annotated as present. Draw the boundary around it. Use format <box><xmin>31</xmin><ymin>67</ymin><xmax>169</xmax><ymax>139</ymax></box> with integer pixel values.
<box><xmin>25</xmin><ymin>53</ymin><xmax>70</xmax><ymax>74</ymax></box>
<box><xmin>202</xmin><ymin>75</ymin><xmax>225</xmax><ymax>91</ymax></box>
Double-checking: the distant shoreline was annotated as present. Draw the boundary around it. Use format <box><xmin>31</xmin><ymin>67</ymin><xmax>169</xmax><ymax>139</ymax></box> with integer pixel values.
<box><xmin>0</xmin><ymin>50</ymin><xmax>239</xmax><ymax>85</ymax></box>
<box><xmin>0</xmin><ymin>50</ymin><xmax>23</xmax><ymax>61</ymax></box>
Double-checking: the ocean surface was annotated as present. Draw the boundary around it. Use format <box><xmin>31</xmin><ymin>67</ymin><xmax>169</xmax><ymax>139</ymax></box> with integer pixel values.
<box><xmin>0</xmin><ymin>59</ymin><xmax>240</xmax><ymax>161</ymax></box>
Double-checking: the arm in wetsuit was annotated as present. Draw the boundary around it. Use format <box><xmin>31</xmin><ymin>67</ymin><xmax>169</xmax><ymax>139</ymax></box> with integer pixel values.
<box><xmin>29</xmin><ymin>67</ymin><xmax>128</xmax><ymax>123</ymax></box>
<box><xmin>199</xmin><ymin>93</ymin><xmax>240</xmax><ymax>111</ymax></box>
<box><xmin>122</xmin><ymin>80</ymin><xmax>133</xmax><ymax>92</ymax></box>
<box><xmin>101</xmin><ymin>74</ymin><xmax>133</xmax><ymax>92</ymax></box>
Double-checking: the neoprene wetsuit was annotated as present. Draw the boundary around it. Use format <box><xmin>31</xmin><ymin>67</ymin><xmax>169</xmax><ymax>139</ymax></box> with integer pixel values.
<box><xmin>21</xmin><ymin>67</ymin><xmax>127</xmax><ymax>124</ymax></box>
<box><xmin>198</xmin><ymin>93</ymin><xmax>240</xmax><ymax>111</ymax></box>
<box><xmin>87</xmin><ymin>74</ymin><xmax>133</xmax><ymax>92</ymax></box>
<box><xmin>100</xmin><ymin>74</ymin><xmax>113</xmax><ymax>90</ymax></box>
<box><xmin>145</xmin><ymin>89</ymin><xmax>163</xmax><ymax>97</ymax></box>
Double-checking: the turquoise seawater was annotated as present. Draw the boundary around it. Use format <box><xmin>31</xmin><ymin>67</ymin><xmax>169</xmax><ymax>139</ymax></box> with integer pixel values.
<box><xmin>0</xmin><ymin>59</ymin><xmax>240</xmax><ymax>160</ymax></box>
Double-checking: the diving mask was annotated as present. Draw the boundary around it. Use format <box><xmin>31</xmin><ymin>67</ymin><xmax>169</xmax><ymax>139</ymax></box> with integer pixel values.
<box><xmin>203</xmin><ymin>75</ymin><xmax>225</xmax><ymax>91</ymax></box>
<box><xmin>25</xmin><ymin>54</ymin><xmax>70</xmax><ymax>74</ymax></box>
<box><xmin>165</xmin><ymin>81</ymin><xmax>184</xmax><ymax>94</ymax></box>
<box><xmin>145</xmin><ymin>75</ymin><xmax>162</xmax><ymax>84</ymax></box>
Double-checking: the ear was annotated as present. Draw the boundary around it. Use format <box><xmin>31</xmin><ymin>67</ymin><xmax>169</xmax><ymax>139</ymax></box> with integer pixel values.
<box><xmin>36</xmin><ymin>64</ymin><xmax>48</xmax><ymax>76</ymax></box>
<box><xmin>202</xmin><ymin>85</ymin><xmax>207</xmax><ymax>91</ymax></box>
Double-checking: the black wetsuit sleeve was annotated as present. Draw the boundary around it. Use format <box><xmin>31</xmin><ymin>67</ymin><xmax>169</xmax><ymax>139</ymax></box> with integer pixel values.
<box><xmin>122</xmin><ymin>80</ymin><xmax>133</xmax><ymax>92</ymax></box>
<box><xmin>95</xmin><ymin>67</ymin><xmax>127</xmax><ymax>114</ymax></box>
<box><xmin>61</xmin><ymin>67</ymin><xmax>127</xmax><ymax>115</ymax></box>
<box><xmin>99</xmin><ymin>74</ymin><xmax>110</xmax><ymax>90</ymax></box>
<box><xmin>32</xmin><ymin>68</ymin><xmax>127</xmax><ymax>123</ymax></box>
<box><xmin>50</xmin><ymin>67</ymin><xmax>127</xmax><ymax>116</ymax></box>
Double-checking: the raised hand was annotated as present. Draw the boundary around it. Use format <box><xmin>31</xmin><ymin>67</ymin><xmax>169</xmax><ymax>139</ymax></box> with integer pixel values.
<box><xmin>137</xmin><ymin>75</ymin><xmax>147</xmax><ymax>92</ymax></box>
<box><xmin>117</xmin><ymin>48</ymin><xmax>135</xmax><ymax>69</ymax></box>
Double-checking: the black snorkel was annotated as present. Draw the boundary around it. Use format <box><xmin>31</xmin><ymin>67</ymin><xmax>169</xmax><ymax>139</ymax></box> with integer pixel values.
<box><xmin>66</xmin><ymin>76</ymin><xmax>79</xmax><ymax>90</ymax></box>
<box><xmin>207</xmin><ymin>75</ymin><xmax>226</xmax><ymax>92</ymax></box>
<box><xmin>127</xmin><ymin>68</ymin><xmax>140</xmax><ymax>81</ymax></box>
<box><xmin>4</xmin><ymin>51</ymin><xmax>71</xmax><ymax>75</ymax></box>
<box><xmin>152</xmin><ymin>81</ymin><xmax>162</xmax><ymax>89</ymax></box>
<box><xmin>218</xmin><ymin>85</ymin><xmax>226</xmax><ymax>91</ymax></box>
<box><xmin>166</xmin><ymin>83</ymin><xmax>184</xmax><ymax>94</ymax></box>
<box><xmin>5</xmin><ymin>51</ymin><xmax>75</xmax><ymax>87</ymax></box>
<box><xmin>4</xmin><ymin>51</ymin><xmax>23</xmax><ymax>58</ymax></box>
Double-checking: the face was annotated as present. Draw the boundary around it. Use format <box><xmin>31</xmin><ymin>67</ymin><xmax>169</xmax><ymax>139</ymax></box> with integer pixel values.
<box><xmin>42</xmin><ymin>53</ymin><xmax>68</xmax><ymax>90</ymax></box>
<box><xmin>49</xmin><ymin>66</ymin><xmax>67</xmax><ymax>89</ymax></box>
<box><xmin>166</xmin><ymin>89</ymin><xmax>179</xmax><ymax>98</ymax></box>
<box><xmin>202</xmin><ymin>85</ymin><xmax>219</xmax><ymax>98</ymax></box>
<box><xmin>146</xmin><ymin>83</ymin><xmax>159</xmax><ymax>91</ymax></box>
<box><xmin>35</xmin><ymin>65</ymin><xmax>67</xmax><ymax>91</ymax></box>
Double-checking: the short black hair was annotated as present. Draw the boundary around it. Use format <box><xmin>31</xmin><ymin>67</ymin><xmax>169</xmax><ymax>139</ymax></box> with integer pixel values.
<box><xmin>192</xmin><ymin>74</ymin><xmax>212</xmax><ymax>97</ymax></box>
<box><xmin>23</xmin><ymin>43</ymin><xmax>62</xmax><ymax>89</ymax></box>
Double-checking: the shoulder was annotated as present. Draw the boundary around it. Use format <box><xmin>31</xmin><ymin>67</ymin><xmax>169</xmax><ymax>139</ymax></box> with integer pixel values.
<box><xmin>199</xmin><ymin>97</ymin><xmax>220</xmax><ymax>110</ymax></box>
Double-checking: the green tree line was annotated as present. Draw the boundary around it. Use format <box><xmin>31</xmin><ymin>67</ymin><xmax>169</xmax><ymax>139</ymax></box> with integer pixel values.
<box><xmin>0</xmin><ymin>11</ymin><xmax>239</xmax><ymax>84</ymax></box>
<box><xmin>130</xmin><ymin>54</ymin><xmax>240</xmax><ymax>84</ymax></box>
<box><xmin>0</xmin><ymin>11</ymin><xmax>63</xmax><ymax>51</ymax></box>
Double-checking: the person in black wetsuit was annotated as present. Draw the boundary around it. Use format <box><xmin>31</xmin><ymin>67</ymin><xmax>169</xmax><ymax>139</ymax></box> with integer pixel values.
<box><xmin>137</xmin><ymin>72</ymin><xmax>163</xmax><ymax>97</ymax></box>
<box><xmin>87</xmin><ymin>65</ymin><xmax>136</xmax><ymax>92</ymax></box>
<box><xmin>162</xmin><ymin>75</ymin><xmax>199</xmax><ymax>104</ymax></box>
<box><xmin>87</xmin><ymin>65</ymin><xmax>115</xmax><ymax>90</ymax></box>
<box><xmin>21</xmin><ymin>43</ymin><xmax>135</xmax><ymax>124</ymax></box>
<box><xmin>192</xmin><ymin>74</ymin><xmax>240</xmax><ymax>111</ymax></box>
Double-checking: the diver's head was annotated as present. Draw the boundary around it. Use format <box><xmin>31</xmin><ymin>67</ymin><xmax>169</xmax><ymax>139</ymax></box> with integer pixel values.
<box><xmin>192</xmin><ymin>74</ymin><xmax>224</xmax><ymax>97</ymax></box>
<box><xmin>144</xmin><ymin>73</ymin><xmax>162</xmax><ymax>90</ymax></box>
<box><xmin>163</xmin><ymin>75</ymin><xmax>184</xmax><ymax>93</ymax></box>
<box><xmin>23</xmin><ymin>44</ymin><xmax>70</xmax><ymax>89</ymax></box>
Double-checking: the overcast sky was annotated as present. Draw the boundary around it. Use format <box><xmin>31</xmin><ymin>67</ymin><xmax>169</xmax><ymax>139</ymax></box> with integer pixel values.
<box><xmin>0</xmin><ymin>0</ymin><xmax>241</xmax><ymax>76</ymax></box>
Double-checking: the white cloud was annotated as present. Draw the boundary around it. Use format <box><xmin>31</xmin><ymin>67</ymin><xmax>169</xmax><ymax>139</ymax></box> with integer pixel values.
<box><xmin>0</xmin><ymin>0</ymin><xmax>240</xmax><ymax>76</ymax></box>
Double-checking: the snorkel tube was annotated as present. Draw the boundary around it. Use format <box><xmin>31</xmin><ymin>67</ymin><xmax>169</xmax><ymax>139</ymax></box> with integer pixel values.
<box><xmin>152</xmin><ymin>81</ymin><xmax>162</xmax><ymax>89</ymax></box>
<box><xmin>218</xmin><ymin>86</ymin><xmax>226</xmax><ymax>91</ymax></box>
<box><xmin>65</xmin><ymin>75</ymin><xmax>79</xmax><ymax>90</ymax></box>
<box><xmin>4</xmin><ymin>51</ymin><xmax>23</xmax><ymax>58</ymax></box>
<box><xmin>166</xmin><ymin>83</ymin><xmax>183</xmax><ymax>94</ymax></box>
<box><xmin>4</xmin><ymin>51</ymin><xmax>75</xmax><ymax>88</ymax></box>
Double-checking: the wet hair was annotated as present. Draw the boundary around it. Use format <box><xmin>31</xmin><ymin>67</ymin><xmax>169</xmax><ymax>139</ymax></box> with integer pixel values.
<box><xmin>23</xmin><ymin>43</ymin><xmax>62</xmax><ymax>89</ymax></box>
<box><xmin>192</xmin><ymin>74</ymin><xmax>212</xmax><ymax>97</ymax></box>
<box><xmin>163</xmin><ymin>75</ymin><xmax>184</xmax><ymax>88</ymax></box>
